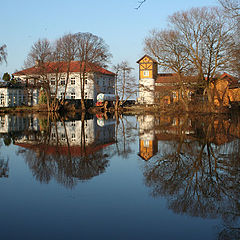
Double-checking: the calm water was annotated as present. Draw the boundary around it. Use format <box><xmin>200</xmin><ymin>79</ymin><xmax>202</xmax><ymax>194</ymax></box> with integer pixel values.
<box><xmin>0</xmin><ymin>113</ymin><xmax>239</xmax><ymax>240</ymax></box>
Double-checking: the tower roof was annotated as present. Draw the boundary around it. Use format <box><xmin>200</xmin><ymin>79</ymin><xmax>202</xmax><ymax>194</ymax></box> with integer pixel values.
<box><xmin>136</xmin><ymin>54</ymin><xmax>158</xmax><ymax>64</ymax></box>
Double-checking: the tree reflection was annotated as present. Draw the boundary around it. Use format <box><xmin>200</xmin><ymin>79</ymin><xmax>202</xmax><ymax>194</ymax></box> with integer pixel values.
<box><xmin>16</xmin><ymin>113</ymin><xmax>114</xmax><ymax>189</ymax></box>
<box><xmin>114</xmin><ymin>114</ymin><xmax>138</xmax><ymax>159</ymax></box>
<box><xmin>0</xmin><ymin>159</ymin><xmax>9</xmax><ymax>178</ymax></box>
<box><xmin>142</xmin><ymin>114</ymin><xmax>240</xmax><ymax>237</ymax></box>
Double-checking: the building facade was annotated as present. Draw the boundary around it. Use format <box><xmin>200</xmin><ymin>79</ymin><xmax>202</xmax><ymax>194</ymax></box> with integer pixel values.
<box><xmin>137</xmin><ymin>55</ymin><xmax>240</xmax><ymax>106</ymax></box>
<box><xmin>0</xmin><ymin>82</ymin><xmax>39</xmax><ymax>107</ymax></box>
<box><xmin>13</xmin><ymin>61</ymin><xmax>115</xmax><ymax>105</ymax></box>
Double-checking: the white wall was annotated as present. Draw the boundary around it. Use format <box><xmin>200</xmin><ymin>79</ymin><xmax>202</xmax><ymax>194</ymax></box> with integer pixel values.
<box><xmin>138</xmin><ymin>78</ymin><xmax>155</xmax><ymax>104</ymax></box>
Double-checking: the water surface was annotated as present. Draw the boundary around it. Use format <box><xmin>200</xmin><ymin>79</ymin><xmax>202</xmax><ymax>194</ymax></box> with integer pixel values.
<box><xmin>0</xmin><ymin>113</ymin><xmax>239</xmax><ymax>240</ymax></box>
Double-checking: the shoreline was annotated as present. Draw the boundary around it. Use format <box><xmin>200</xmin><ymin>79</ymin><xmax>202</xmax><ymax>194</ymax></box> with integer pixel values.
<box><xmin>0</xmin><ymin>103</ymin><xmax>239</xmax><ymax>115</ymax></box>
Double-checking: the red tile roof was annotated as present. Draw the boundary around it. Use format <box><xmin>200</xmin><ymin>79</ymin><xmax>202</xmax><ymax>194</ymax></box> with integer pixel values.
<box><xmin>13</xmin><ymin>61</ymin><xmax>115</xmax><ymax>76</ymax></box>
<box><xmin>156</xmin><ymin>73</ymin><xmax>179</xmax><ymax>83</ymax></box>
<box><xmin>156</xmin><ymin>73</ymin><xmax>199</xmax><ymax>84</ymax></box>
<box><xmin>15</xmin><ymin>141</ymin><xmax>115</xmax><ymax>157</ymax></box>
<box><xmin>219</xmin><ymin>72</ymin><xmax>238</xmax><ymax>84</ymax></box>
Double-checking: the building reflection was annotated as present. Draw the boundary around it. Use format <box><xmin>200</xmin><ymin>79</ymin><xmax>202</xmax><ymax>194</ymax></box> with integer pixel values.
<box><xmin>138</xmin><ymin>114</ymin><xmax>240</xmax><ymax>161</ymax></box>
<box><xmin>0</xmin><ymin>159</ymin><xmax>9</xmax><ymax>178</ymax></box>
<box><xmin>0</xmin><ymin>114</ymin><xmax>115</xmax><ymax>187</ymax></box>
<box><xmin>138</xmin><ymin>115</ymin><xmax>158</xmax><ymax>161</ymax></box>
<box><xmin>138</xmin><ymin>113</ymin><xmax>240</xmax><ymax>239</ymax></box>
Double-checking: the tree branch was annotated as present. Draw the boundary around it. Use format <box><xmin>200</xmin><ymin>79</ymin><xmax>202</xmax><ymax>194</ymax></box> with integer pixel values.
<box><xmin>135</xmin><ymin>0</ymin><xmax>146</xmax><ymax>10</ymax></box>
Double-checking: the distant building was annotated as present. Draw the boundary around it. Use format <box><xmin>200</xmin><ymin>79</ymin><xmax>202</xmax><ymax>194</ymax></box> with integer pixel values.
<box><xmin>210</xmin><ymin>72</ymin><xmax>240</xmax><ymax>107</ymax></box>
<box><xmin>137</xmin><ymin>55</ymin><xmax>240</xmax><ymax>106</ymax></box>
<box><xmin>13</xmin><ymin>61</ymin><xmax>115</xmax><ymax>106</ymax></box>
<box><xmin>0</xmin><ymin>82</ymin><xmax>38</xmax><ymax>107</ymax></box>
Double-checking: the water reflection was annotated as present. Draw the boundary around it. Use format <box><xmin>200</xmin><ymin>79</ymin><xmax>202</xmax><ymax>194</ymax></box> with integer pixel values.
<box><xmin>0</xmin><ymin>113</ymin><xmax>116</xmax><ymax>188</ymax></box>
<box><xmin>138</xmin><ymin>114</ymin><xmax>240</xmax><ymax>239</ymax></box>
<box><xmin>0</xmin><ymin>159</ymin><xmax>9</xmax><ymax>178</ymax></box>
<box><xmin>0</xmin><ymin>112</ymin><xmax>239</xmax><ymax>239</ymax></box>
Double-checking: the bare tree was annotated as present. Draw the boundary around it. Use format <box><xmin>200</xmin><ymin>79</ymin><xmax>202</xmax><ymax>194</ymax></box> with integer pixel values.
<box><xmin>25</xmin><ymin>39</ymin><xmax>52</xmax><ymax>67</ymax></box>
<box><xmin>218</xmin><ymin>0</ymin><xmax>240</xmax><ymax>78</ymax></box>
<box><xmin>74</xmin><ymin>32</ymin><xmax>112</xmax><ymax>110</ymax></box>
<box><xmin>218</xmin><ymin>0</ymin><xmax>240</xmax><ymax>17</ymax></box>
<box><xmin>135</xmin><ymin>0</ymin><xmax>146</xmax><ymax>10</ymax></box>
<box><xmin>113</xmin><ymin>61</ymin><xmax>137</xmax><ymax>106</ymax></box>
<box><xmin>0</xmin><ymin>44</ymin><xmax>7</xmax><ymax>64</ymax></box>
<box><xmin>144</xmin><ymin>29</ymin><xmax>193</xmax><ymax>110</ymax></box>
<box><xmin>25</xmin><ymin>38</ymin><xmax>54</xmax><ymax>111</ymax></box>
<box><xmin>55</xmin><ymin>33</ymin><xmax>78</xmax><ymax>105</ymax></box>
<box><xmin>169</xmin><ymin>7</ymin><xmax>235</xmax><ymax>107</ymax></box>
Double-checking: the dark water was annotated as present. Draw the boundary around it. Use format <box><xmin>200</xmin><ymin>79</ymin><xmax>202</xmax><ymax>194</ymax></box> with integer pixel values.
<box><xmin>0</xmin><ymin>113</ymin><xmax>239</xmax><ymax>240</ymax></box>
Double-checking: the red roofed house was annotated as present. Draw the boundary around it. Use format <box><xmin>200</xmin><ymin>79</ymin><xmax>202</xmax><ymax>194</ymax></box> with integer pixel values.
<box><xmin>210</xmin><ymin>72</ymin><xmax>240</xmax><ymax>107</ymax></box>
<box><xmin>137</xmin><ymin>55</ymin><xmax>240</xmax><ymax>107</ymax></box>
<box><xmin>12</xmin><ymin>61</ymin><xmax>115</xmax><ymax>106</ymax></box>
<box><xmin>137</xmin><ymin>55</ymin><xmax>197</xmax><ymax>105</ymax></box>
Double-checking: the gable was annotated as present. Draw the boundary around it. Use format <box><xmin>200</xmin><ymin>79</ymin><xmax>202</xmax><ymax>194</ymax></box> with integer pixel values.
<box><xmin>136</xmin><ymin>54</ymin><xmax>157</xmax><ymax>64</ymax></box>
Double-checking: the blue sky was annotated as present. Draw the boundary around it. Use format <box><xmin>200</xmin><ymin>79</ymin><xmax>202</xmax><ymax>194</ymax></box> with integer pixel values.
<box><xmin>0</xmin><ymin>0</ymin><xmax>219</xmax><ymax>77</ymax></box>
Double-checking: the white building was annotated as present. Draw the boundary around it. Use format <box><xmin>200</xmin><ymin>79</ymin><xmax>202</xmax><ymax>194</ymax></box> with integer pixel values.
<box><xmin>136</xmin><ymin>55</ymin><xmax>157</xmax><ymax>105</ymax></box>
<box><xmin>0</xmin><ymin>114</ymin><xmax>115</xmax><ymax>158</ymax></box>
<box><xmin>0</xmin><ymin>114</ymin><xmax>39</xmax><ymax>133</ymax></box>
<box><xmin>13</xmin><ymin>61</ymin><xmax>115</xmax><ymax>106</ymax></box>
<box><xmin>0</xmin><ymin>82</ymin><xmax>39</xmax><ymax>107</ymax></box>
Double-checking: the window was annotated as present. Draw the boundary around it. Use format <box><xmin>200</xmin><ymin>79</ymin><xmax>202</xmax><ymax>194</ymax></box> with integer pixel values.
<box><xmin>23</xmin><ymin>95</ymin><xmax>26</xmax><ymax>104</ymax></box>
<box><xmin>72</xmin><ymin>133</ymin><xmax>75</xmax><ymax>142</ymax></box>
<box><xmin>172</xmin><ymin>92</ymin><xmax>177</xmax><ymax>99</ymax></box>
<box><xmin>188</xmin><ymin>91</ymin><xmax>192</xmax><ymax>100</ymax></box>
<box><xmin>8</xmin><ymin>94</ymin><xmax>12</xmax><ymax>105</ymax></box>
<box><xmin>71</xmin><ymin>121</ymin><xmax>75</xmax><ymax>127</ymax></box>
<box><xmin>51</xmin><ymin>77</ymin><xmax>55</xmax><ymax>80</ymax></box>
<box><xmin>84</xmin><ymin>92</ymin><xmax>87</xmax><ymax>98</ymax></box>
<box><xmin>143</xmin><ymin>71</ymin><xmax>149</xmax><ymax>77</ymax></box>
<box><xmin>0</xmin><ymin>117</ymin><xmax>5</xmax><ymax>127</ymax></box>
<box><xmin>85</xmin><ymin>79</ymin><xmax>87</xmax><ymax>84</ymax></box>
<box><xmin>61</xmin><ymin>133</ymin><xmax>66</xmax><ymax>141</ymax></box>
<box><xmin>144</xmin><ymin>140</ymin><xmax>149</xmax><ymax>147</ymax></box>
<box><xmin>172</xmin><ymin>118</ymin><xmax>177</xmax><ymax>126</ymax></box>
<box><xmin>61</xmin><ymin>80</ymin><xmax>65</xmax><ymax>85</ymax></box>
<box><xmin>71</xmin><ymin>79</ymin><xmax>75</xmax><ymax>85</ymax></box>
<box><xmin>60</xmin><ymin>92</ymin><xmax>64</xmax><ymax>99</ymax></box>
<box><xmin>51</xmin><ymin>80</ymin><xmax>56</xmax><ymax>85</ymax></box>
<box><xmin>0</xmin><ymin>94</ymin><xmax>5</xmax><ymax>105</ymax></box>
<box><xmin>71</xmin><ymin>92</ymin><xmax>75</xmax><ymax>99</ymax></box>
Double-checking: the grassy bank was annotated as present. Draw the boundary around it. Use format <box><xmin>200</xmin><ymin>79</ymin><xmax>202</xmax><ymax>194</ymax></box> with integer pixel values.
<box><xmin>122</xmin><ymin>103</ymin><xmax>238</xmax><ymax>115</ymax></box>
<box><xmin>0</xmin><ymin>105</ymin><xmax>48</xmax><ymax>113</ymax></box>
